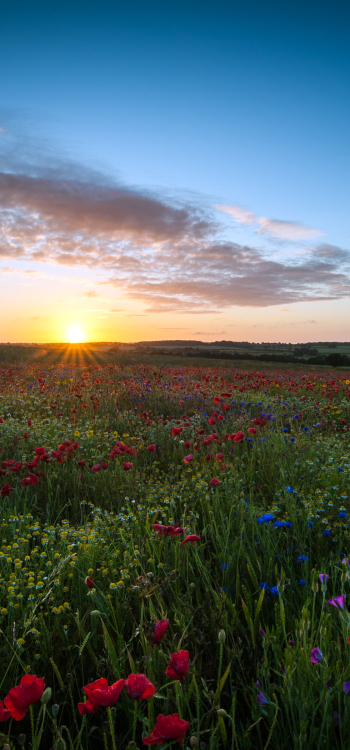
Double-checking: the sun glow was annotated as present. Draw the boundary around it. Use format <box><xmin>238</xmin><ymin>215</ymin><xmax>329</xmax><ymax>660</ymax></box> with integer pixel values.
<box><xmin>67</xmin><ymin>326</ymin><xmax>85</xmax><ymax>343</ymax></box>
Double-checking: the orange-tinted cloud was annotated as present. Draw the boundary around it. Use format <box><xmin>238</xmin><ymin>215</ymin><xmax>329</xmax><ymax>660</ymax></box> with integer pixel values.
<box><xmin>0</xmin><ymin>169</ymin><xmax>349</xmax><ymax>312</ymax></box>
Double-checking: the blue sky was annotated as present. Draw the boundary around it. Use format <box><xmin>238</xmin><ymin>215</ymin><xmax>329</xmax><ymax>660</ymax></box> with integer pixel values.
<box><xmin>0</xmin><ymin>0</ymin><xmax>349</xmax><ymax>343</ymax></box>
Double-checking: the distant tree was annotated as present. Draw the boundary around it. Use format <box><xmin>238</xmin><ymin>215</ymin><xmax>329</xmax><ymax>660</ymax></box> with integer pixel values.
<box><xmin>326</xmin><ymin>353</ymin><xmax>349</xmax><ymax>367</ymax></box>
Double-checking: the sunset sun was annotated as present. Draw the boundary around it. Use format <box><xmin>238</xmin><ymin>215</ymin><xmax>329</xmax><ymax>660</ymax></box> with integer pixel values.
<box><xmin>67</xmin><ymin>326</ymin><xmax>85</xmax><ymax>343</ymax></box>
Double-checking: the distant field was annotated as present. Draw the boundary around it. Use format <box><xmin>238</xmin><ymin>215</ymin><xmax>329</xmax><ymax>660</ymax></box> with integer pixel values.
<box><xmin>1</xmin><ymin>343</ymin><xmax>350</xmax><ymax>371</ymax></box>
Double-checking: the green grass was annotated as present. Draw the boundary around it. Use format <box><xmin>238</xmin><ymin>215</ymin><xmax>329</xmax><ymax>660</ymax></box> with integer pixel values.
<box><xmin>0</xmin><ymin>360</ymin><xmax>349</xmax><ymax>748</ymax></box>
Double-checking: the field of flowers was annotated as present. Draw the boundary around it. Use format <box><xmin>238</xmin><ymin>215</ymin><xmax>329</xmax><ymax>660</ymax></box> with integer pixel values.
<box><xmin>0</xmin><ymin>361</ymin><xmax>350</xmax><ymax>749</ymax></box>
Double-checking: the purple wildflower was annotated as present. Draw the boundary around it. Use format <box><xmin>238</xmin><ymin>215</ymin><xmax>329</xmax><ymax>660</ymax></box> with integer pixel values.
<box><xmin>328</xmin><ymin>595</ymin><xmax>346</xmax><ymax>610</ymax></box>
<box><xmin>319</xmin><ymin>574</ymin><xmax>329</xmax><ymax>584</ymax></box>
<box><xmin>310</xmin><ymin>647</ymin><xmax>323</xmax><ymax>664</ymax></box>
<box><xmin>259</xmin><ymin>627</ymin><xmax>266</xmax><ymax>638</ymax></box>
<box><xmin>332</xmin><ymin>711</ymin><xmax>342</xmax><ymax>726</ymax></box>
<box><xmin>257</xmin><ymin>693</ymin><xmax>268</xmax><ymax>706</ymax></box>
<box><xmin>344</xmin><ymin>681</ymin><xmax>350</xmax><ymax>695</ymax></box>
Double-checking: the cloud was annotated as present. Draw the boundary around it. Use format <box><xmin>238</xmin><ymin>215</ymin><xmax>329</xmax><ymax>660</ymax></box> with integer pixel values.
<box><xmin>192</xmin><ymin>331</ymin><xmax>226</xmax><ymax>335</ymax></box>
<box><xmin>257</xmin><ymin>218</ymin><xmax>323</xmax><ymax>240</ymax></box>
<box><xmin>215</xmin><ymin>205</ymin><xmax>256</xmax><ymax>225</ymax></box>
<box><xmin>0</xmin><ymin>158</ymin><xmax>349</xmax><ymax>311</ymax></box>
<box><xmin>215</xmin><ymin>204</ymin><xmax>323</xmax><ymax>240</ymax></box>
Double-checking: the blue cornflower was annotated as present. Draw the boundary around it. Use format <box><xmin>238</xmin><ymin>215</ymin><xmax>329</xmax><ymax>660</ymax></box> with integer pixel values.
<box><xmin>259</xmin><ymin>582</ymin><xmax>269</xmax><ymax>590</ymax></box>
<box><xmin>273</xmin><ymin>520</ymin><xmax>285</xmax><ymax>528</ymax></box>
<box><xmin>322</xmin><ymin>530</ymin><xmax>331</xmax><ymax>537</ymax></box>
<box><xmin>286</xmin><ymin>486</ymin><xmax>293</xmax><ymax>493</ymax></box>
<box><xmin>339</xmin><ymin>512</ymin><xmax>347</xmax><ymax>519</ymax></box>
<box><xmin>338</xmin><ymin>467</ymin><xmax>344</xmax><ymax>472</ymax></box>
<box><xmin>221</xmin><ymin>563</ymin><xmax>230</xmax><ymax>570</ymax></box>
<box><xmin>297</xmin><ymin>555</ymin><xmax>308</xmax><ymax>562</ymax></box>
<box><xmin>270</xmin><ymin>586</ymin><xmax>279</xmax><ymax>596</ymax></box>
<box><xmin>290</xmin><ymin>438</ymin><xmax>295</xmax><ymax>442</ymax></box>
<box><xmin>299</xmin><ymin>579</ymin><xmax>307</xmax><ymax>586</ymax></box>
<box><xmin>282</xmin><ymin>428</ymin><xmax>289</xmax><ymax>433</ymax></box>
<box><xmin>303</xmin><ymin>426</ymin><xmax>310</xmax><ymax>432</ymax></box>
<box><xmin>285</xmin><ymin>522</ymin><xmax>292</xmax><ymax>528</ymax></box>
<box><xmin>307</xmin><ymin>520</ymin><xmax>314</xmax><ymax>528</ymax></box>
<box><xmin>258</xmin><ymin>513</ymin><xmax>274</xmax><ymax>524</ymax></box>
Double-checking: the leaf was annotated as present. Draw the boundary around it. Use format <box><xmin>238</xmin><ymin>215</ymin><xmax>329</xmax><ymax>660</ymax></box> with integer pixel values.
<box><xmin>127</xmin><ymin>648</ymin><xmax>136</xmax><ymax>674</ymax></box>
<box><xmin>253</xmin><ymin>587</ymin><xmax>265</xmax><ymax>631</ymax></box>
<box><xmin>241</xmin><ymin>598</ymin><xmax>255</xmax><ymax>648</ymax></box>
<box><xmin>218</xmin><ymin>715</ymin><xmax>227</xmax><ymax>749</ymax></box>
<box><xmin>79</xmin><ymin>631</ymin><xmax>91</xmax><ymax>656</ymax></box>
<box><xmin>101</xmin><ymin>620</ymin><xmax>120</xmax><ymax>678</ymax></box>
<box><xmin>214</xmin><ymin>663</ymin><xmax>231</xmax><ymax>704</ymax></box>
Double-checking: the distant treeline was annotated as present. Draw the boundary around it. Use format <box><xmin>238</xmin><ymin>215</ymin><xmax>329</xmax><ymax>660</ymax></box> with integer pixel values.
<box><xmin>135</xmin><ymin>339</ymin><xmax>348</xmax><ymax>348</ymax></box>
<box><xmin>145</xmin><ymin>347</ymin><xmax>350</xmax><ymax>367</ymax></box>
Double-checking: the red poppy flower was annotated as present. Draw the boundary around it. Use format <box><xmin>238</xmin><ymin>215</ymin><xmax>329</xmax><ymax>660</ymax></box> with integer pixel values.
<box><xmin>165</xmin><ymin>651</ymin><xmax>189</xmax><ymax>681</ymax></box>
<box><xmin>248</xmin><ymin>427</ymin><xmax>256</xmax><ymax>435</ymax></box>
<box><xmin>123</xmin><ymin>461</ymin><xmax>132</xmax><ymax>471</ymax></box>
<box><xmin>171</xmin><ymin>427</ymin><xmax>182</xmax><ymax>436</ymax></box>
<box><xmin>147</xmin><ymin>444</ymin><xmax>156</xmax><ymax>452</ymax></box>
<box><xmin>234</xmin><ymin>431</ymin><xmax>245</xmax><ymax>442</ymax></box>
<box><xmin>85</xmin><ymin>576</ymin><xmax>94</xmax><ymax>589</ymax></box>
<box><xmin>0</xmin><ymin>700</ymin><xmax>11</xmax><ymax>722</ymax></box>
<box><xmin>143</xmin><ymin>713</ymin><xmax>189</xmax><ymax>745</ymax></box>
<box><xmin>9</xmin><ymin>461</ymin><xmax>23</xmax><ymax>473</ymax></box>
<box><xmin>78</xmin><ymin>678</ymin><xmax>125</xmax><ymax>714</ymax></box>
<box><xmin>92</xmin><ymin>464</ymin><xmax>101</xmax><ymax>472</ymax></box>
<box><xmin>183</xmin><ymin>454</ymin><xmax>193</xmax><ymax>464</ymax></box>
<box><xmin>34</xmin><ymin>447</ymin><xmax>46</xmax><ymax>456</ymax></box>
<box><xmin>4</xmin><ymin>674</ymin><xmax>45</xmax><ymax>721</ymax></box>
<box><xmin>27</xmin><ymin>473</ymin><xmax>39</xmax><ymax>486</ymax></box>
<box><xmin>27</xmin><ymin>419</ymin><xmax>32</xmax><ymax>426</ymax></box>
<box><xmin>152</xmin><ymin>618</ymin><xmax>169</xmax><ymax>645</ymax></box>
<box><xmin>0</xmin><ymin>483</ymin><xmax>12</xmax><ymax>497</ymax></box>
<box><xmin>23</xmin><ymin>432</ymin><xmax>30</xmax><ymax>439</ymax></box>
<box><xmin>215</xmin><ymin>453</ymin><xmax>224</xmax><ymax>461</ymax></box>
<box><xmin>124</xmin><ymin>674</ymin><xmax>155</xmax><ymax>700</ymax></box>
<box><xmin>209</xmin><ymin>477</ymin><xmax>220</xmax><ymax>487</ymax></box>
<box><xmin>180</xmin><ymin>535</ymin><xmax>200</xmax><ymax>546</ymax></box>
<box><xmin>208</xmin><ymin>417</ymin><xmax>216</xmax><ymax>425</ymax></box>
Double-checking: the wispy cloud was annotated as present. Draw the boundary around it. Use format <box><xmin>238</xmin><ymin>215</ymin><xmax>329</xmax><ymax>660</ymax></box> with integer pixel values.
<box><xmin>0</xmin><ymin>150</ymin><xmax>348</xmax><ymax>312</ymax></box>
<box><xmin>215</xmin><ymin>204</ymin><xmax>324</xmax><ymax>240</ymax></box>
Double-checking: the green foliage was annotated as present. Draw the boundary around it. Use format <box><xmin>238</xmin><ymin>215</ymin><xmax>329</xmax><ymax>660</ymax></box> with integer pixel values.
<box><xmin>0</xmin><ymin>361</ymin><xmax>349</xmax><ymax>747</ymax></box>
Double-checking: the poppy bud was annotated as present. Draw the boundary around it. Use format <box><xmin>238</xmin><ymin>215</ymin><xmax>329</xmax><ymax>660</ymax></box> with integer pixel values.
<box><xmin>217</xmin><ymin>709</ymin><xmax>228</xmax><ymax>717</ymax></box>
<box><xmin>85</xmin><ymin>576</ymin><xmax>94</xmax><ymax>589</ymax></box>
<box><xmin>218</xmin><ymin>630</ymin><xmax>226</xmax><ymax>645</ymax></box>
<box><xmin>54</xmin><ymin>738</ymin><xmax>66</xmax><ymax>750</ymax></box>
<box><xmin>41</xmin><ymin>687</ymin><xmax>52</xmax><ymax>704</ymax></box>
<box><xmin>190</xmin><ymin>738</ymin><xmax>198</xmax><ymax>747</ymax></box>
<box><xmin>52</xmin><ymin>703</ymin><xmax>60</xmax><ymax>717</ymax></box>
<box><xmin>17</xmin><ymin>737</ymin><xmax>26</xmax><ymax>747</ymax></box>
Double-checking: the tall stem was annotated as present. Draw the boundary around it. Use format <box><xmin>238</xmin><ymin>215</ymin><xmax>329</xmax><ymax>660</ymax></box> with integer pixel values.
<box><xmin>30</xmin><ymin>704</ymin><xmax>35</xmax><ymax>750</ymax></box>
<box><xmin>107</xmin><ymin>706</ymin><xmax>117</xmax><ymax>750</ymax></box>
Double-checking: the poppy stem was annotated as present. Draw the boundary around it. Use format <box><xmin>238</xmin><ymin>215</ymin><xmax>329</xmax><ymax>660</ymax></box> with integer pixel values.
<box><xmin>107</xmin><ymin>706</ymin><xmax>117</xmax><ymax>750</ymax></box>
<box><xmin>30</xmin><ymin>704</ymin><xmax>35</xmax><ymax>749</ymax></box>
<box><xmin>132</xmin><ymin>699</ymin><xmax>138</xmax><ymax>740</ymax></box>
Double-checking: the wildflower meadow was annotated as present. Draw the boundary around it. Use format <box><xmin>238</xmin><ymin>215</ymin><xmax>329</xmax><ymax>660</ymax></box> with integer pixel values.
<box><xmin>0</xmin><ymin>361</ymin><xmax>350</xmax><ymax>749</ymax></box>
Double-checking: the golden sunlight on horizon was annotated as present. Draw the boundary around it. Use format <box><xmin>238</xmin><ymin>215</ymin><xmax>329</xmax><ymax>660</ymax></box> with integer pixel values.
<box><xmin>67</xmin><ymin>326</ymin><xmax>85</xmax><ymax>343</ymax></box>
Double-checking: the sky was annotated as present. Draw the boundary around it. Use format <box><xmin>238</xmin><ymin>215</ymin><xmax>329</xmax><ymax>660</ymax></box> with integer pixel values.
<box><xmin>0</xmin><ymin>0</ymin><xmax>350</xmax><ymax>344</ymax></box>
